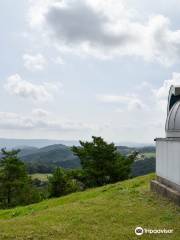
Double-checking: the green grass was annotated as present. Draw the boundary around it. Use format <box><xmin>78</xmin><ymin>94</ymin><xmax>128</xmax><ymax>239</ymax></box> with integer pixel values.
<box><xmin>143</xmin><ymin>152</ymin><xmax>156</xmax><ymax>158</ymax></box>
<box><xmin>30</xmin><ymin>173</ymin><xmax>51</xmax><ymax>181</ymax></box>
<box><xmin>0</xmin><ymin>173</ymin><xmax>179</xmax><ymax>240</ymax></box>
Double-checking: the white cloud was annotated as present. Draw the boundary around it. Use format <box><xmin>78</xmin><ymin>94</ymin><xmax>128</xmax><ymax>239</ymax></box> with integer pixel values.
<box><xmin>97</xmin><ymin>94</ymin><xmax>146</xmax><ymax>111</ymax></box>
<box><xmin>0</xmin><ymin>112</ymin><xmax>33</xmax><ymax>130</ymax></box>
<box><xmin>23</xmin><ymin>53</ymin><xmax>47</xmax><ymax>71</ymax></box>
<box><xmin>153</xmin><ymin>72</ymin><xmax>180</xmax><ymax>100</ymax></box>
<box><xmin>98</xmin><ymin>73</ymin><xmax>180</xmax><ymax>113</ymax></box>
<box><xmin>53</xmin><ymin>56</ymin><xmax>64</xmax><ymax>65</ymax></box>
<box><xmin>28</xmin><ymin>0</ymin><xmax>180</xmax><ymax>65</ymax></box>
<box><xmin>98</xmin><ymin>94</ymin><xmax>134</xmax><ymax>103</ymax></box>
<box><xmin>28</xmin><ymin>0</ymin><xmax>52</xmax><ymax>28</ymax></box>
<box><xmin>151</xmin><ymin>72</ymin><xmax>180</xmax><ymax>113</ymax></box>
<box><xmin>97</xmin><ymin>73</ymin><xmax>180</xmax><ymax>139</ymax></box>
<box><xmin>32</xmin><ymin>108</ymin><xmax>50</xmax><ymax>118</ymax></box>
<box><xmin>127</xmin><ymin>99</ymin><xmax>145</xmax><ymax>111</ymax></box>
<box><xmin>97</xmin><ymin>74</ymin><xmax>180</xmax><ymax>133</ymax></box>
<box><xmin>4</xmin><ymin>74</ymin><xmax>59</xmax><ymax>102</ymax></box>
<box><xmin>0</xmin><ymin>110</ymin><xmax>98</xmax><ymax>133</ymax></box>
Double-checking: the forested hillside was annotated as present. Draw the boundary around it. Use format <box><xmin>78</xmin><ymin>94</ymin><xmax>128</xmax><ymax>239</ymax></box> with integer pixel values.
<box><xmin>16</xmin><ymin>144</ymin><xmax>155</xmax><ymax>175</ymax></box>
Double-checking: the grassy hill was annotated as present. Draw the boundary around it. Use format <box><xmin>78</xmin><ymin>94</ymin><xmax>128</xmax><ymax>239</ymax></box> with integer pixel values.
<box><xmin>0</xmin><ymin>174</ymin><xmax>179</xmax><ymax>240</ymax></box>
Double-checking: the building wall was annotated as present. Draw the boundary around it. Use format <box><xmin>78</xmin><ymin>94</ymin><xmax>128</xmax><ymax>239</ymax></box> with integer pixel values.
<box><xmin>156</xmin><ymin>139</ymin><xmax>180</xmax><ymax>186</ymax></box>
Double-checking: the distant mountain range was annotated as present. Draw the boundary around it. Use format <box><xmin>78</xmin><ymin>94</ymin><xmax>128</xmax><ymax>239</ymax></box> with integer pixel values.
<box><xmin>0</xmin><ymin>138</ymin><xmax>154</xmax><ymax>149</ymax></box>
<box><xmin>16</xmin><ymin>144</ymin><xmax>155</xmax><ymax>176</ymax></box>
<box><xmin>18</xmin><ymin>144</ymin><xmax>80</xmax><ymax>171</ymax></box>
<box><xmin>0</xmin><ymin>138</ymin><xmax>79</xmax><ymax>149</ymax></box>
<box><xmin>0</xmin><ymin>138</ymin><xmax>155</xmax><ymax>175</ymax></box>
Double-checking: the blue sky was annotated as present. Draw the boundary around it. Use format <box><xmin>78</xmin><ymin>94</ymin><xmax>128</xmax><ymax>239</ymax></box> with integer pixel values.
<box><xmin>1</xmin><ymin>0</ymin><xmax>180</xmax><ymax>144</ymax></box>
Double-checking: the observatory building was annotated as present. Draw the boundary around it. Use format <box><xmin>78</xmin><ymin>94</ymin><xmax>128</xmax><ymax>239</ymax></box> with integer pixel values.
<box><xmin>151</xmin><ymin>85</ymin><xmax>180</xmax><ymax>205</ymax></box>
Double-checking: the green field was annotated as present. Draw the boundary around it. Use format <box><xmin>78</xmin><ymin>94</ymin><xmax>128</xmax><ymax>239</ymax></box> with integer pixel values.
<box><xmin>30</xmin><ymin>173</ymin><xmax>52</xmax><ymax>181</ymax></box>
<box><xmin>0</xmin><ymin>173</ymin><xmax>179</xmax><ymax>240</ymax></box>
<box><xmin>143</xmin><ymin>152</ymin><xmax>156</xmax><ymax>158</ymax></box>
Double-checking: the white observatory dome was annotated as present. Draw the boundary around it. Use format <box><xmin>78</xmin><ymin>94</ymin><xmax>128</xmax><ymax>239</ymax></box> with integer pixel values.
<box><xmin>166</xmin><ymin>100</ymin><xmax>180</xmax><ymax>137</ymax></box>
<box><xmin>166</xmin><ymin>85</ymin><xmax>180</xmax><ymax>137</ymax></box>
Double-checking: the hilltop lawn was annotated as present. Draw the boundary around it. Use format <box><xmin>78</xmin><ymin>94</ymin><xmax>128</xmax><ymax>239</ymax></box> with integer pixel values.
<box><xmin>0</xmin><ymin>174</ymin><xmax>179</xmax><ymax>240</ymax></box>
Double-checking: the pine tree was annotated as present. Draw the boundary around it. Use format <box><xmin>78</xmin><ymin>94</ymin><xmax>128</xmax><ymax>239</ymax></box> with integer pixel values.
<box><xmin>0</xmin><ymin>149</ymin><xmax>39</xmax><ymax>208</ymax></box>
<box><xmin>72</xmin><ymin>136</ymin><xmax>137</xmax><ymax>187</ymax></box>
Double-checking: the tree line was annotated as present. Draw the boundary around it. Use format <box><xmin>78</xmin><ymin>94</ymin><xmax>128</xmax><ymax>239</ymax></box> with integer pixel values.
<box><xmin>0</xmin><ymin>136</ymin><xmax>137</xmax><ymax>208</ymax></box>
